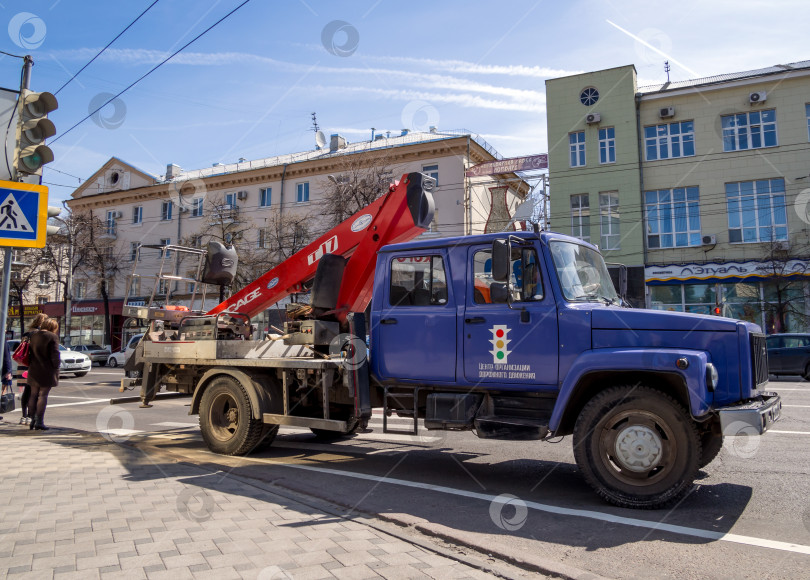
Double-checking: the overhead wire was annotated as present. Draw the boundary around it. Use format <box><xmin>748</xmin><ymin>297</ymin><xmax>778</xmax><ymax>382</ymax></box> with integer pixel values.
<box><xmin>51</xmin><ymin>0</ymin><xmax>254</xmax><ymax>143</ymax></box>
<box><xmin>54</xmin><ymin>0</ymin><xmax>162</xmax><ymax>96</ymax></box>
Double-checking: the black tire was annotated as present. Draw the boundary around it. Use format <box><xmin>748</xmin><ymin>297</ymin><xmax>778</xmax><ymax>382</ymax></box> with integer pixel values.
<box><xmin>252</xmin><ymin>425</ymin><xmax>280</xmax><ymax>452</ymax></box>
<box><xmin>573</xmin><ymin>386</ymin><xmax>701</xmax><ymax>509</ymax></box>
<box><xmin>108</xmin><ymin>358</ymin><xmax>118</xmax><ymax>368</ymax></box>
<box><xmin>74</xmin><ymin>372</ymin><xmax>88</xmax><ymax>378</ymax></box>
<box><xmin>699</xmin><ymin>422</ymin><xmax>724</xmax><ymax>469</ymax></box>
<box><xmin>199</xmin><ymin>376</ymin><xmax>264</xmax><ymax>456</ymax></box>
<box><xmin>310</xmin><ymin>419</ymin><xmax>360</xmax><ymax>440</ymax></box>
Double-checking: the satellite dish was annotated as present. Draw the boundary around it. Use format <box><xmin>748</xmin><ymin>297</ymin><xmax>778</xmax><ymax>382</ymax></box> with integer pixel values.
<box><xmin>315</xmin><ymin>131</ymin><xmax>327</xmax><ymax>149</ymax></box>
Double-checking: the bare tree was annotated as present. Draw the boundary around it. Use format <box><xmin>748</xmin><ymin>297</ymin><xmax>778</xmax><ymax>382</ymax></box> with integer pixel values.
<box><xmin>755</xmin><ymin>238</ymin><xmax>810</xmax><ymax>333</ymax></box>
<box><xmin>7</xmin><ymin>247</ymin><xmax>49</xmax><ymax>336</ymax></box>
<box><xmin>319</xmin><ymin>152</ymin><xmax>396</xmax><ymax>228</ymax></box>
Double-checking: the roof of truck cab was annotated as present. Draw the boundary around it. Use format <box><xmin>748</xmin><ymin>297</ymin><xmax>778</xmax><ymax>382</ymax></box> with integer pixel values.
<box><xmin>379</xmin><ymin>230</ymin><xmax>596</xmax><ymax>253</ymax></box>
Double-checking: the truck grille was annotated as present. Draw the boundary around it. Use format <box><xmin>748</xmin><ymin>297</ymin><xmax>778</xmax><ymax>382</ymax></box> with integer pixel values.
<box><xmin>750</xmin><ymin>333</ymin><xmax>769</xmax><ymax>387</ymax></box>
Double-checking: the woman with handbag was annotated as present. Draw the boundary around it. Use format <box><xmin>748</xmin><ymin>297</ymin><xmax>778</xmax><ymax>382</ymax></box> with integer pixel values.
<box><xmin>27</xmin><ymin>317</ymin><xmax>60</xmax><ymax>431</ymax></box>
<box><xmin>17</xmin><ymin>313</ymin><xmax>47</xmax><ymax>425</ymax></box>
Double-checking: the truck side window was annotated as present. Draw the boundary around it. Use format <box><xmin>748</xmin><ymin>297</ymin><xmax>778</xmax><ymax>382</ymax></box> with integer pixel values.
<box><xmin>389</xmin><ymin>256</ymin><xmax>448</xmax><ymax>306</ymax></box>
<box><xmin>473</xmin><ymin>248</ymin><xmax>542</xmax><ymax>304</ymax></box>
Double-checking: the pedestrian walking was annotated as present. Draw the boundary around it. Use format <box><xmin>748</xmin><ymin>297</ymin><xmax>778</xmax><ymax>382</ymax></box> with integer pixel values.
<box><xmin>18</xmin><ymin>312</ymin><xmax>47</xmax><ymax>425</ymax></box>
<box><xmin>0</xmin><ymin>339</ymin><xmax>10</xmax><ymax>421</ymax></box>
<box><xmin>27</xmin><ymin>317</ymin><xmax>60</xmax><ymax>431</ymax></box>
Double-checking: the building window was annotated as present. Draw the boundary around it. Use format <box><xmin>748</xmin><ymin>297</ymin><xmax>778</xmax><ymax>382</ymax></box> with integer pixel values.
<box><xmin>722</xmin><ymin>110</ymin><xmax>777</xmax><ymax>151</ymax></box>
<box><xmin>806</xmin><ymin>104</ymin><xmax>810</xmax><ymax>141</ymax></box>
<box><xmin>128</xmin><ymin>278</ymin><xmax>139</xmax><ymax>297</ymax></box>
<box><xmin>160</xmin><ymin>238</ymin><xmax>171</xmax><ymax>257</ymax></box>
<box><xmin>645</xmin><ymin>187</ymin><xmax>701</xmax><ymax>249</ymax></box>
<box><xmin>570</xmin><ymin>194</ymin><xmax>590</xmax><ymax>243</ymax></box>
<box><xmin>726</xmin><ymin>178</ymin><xmax>787</xmax><ymax>243</ymax></box>
<box><xmin>569</xmin><ymin>132</ymin><xmax>585</xmax><ymax>167</ymax></box>
<box><xmin>39</xmin><ymin>271</ymin><xmax>49</xmax><ymax>285</ymax></box>
<box><xmin>105</xmin><ymin>210</ymin><xmax>117</xmax><ymax>235</ymax></box>
<box><xmin>599</xmin><ymin>127</ymin><xmax>615</xmax><ymax>164</ymax></box>
<box><xmin>580</xmin><ymin>87</ymin><xmax>599</xmax><ymax>106</ymax></box>
<box><xmin>130</xmin><ymin>242</ymin><xmax>139</xmax><ymax>261</ymax></box>
<box><xmin>191</xmin><ymin>197</ymin><xmax>203</xmax><ymax>217</ymax></box>
<box><xmin>599</xmin><ymin>192</ymin><xmax>620</xmax><ymax>250</ymax></box>
<box><xmin>132</xmin><ymin>206</ymin><xmax>142</xmax><ymax>224</ymax></box>
<box><xmin>260</xmin><ymin>188</ymin><xmax>272</xmax><ymax>207</ymax></box>
<box><xmin>157</xmin><ymin>279</ymin><xmax>169</xmax><ymax>296</ymax></box>
<box><xmin>75</xmin><ymin>281</ymin><xmax>86</xmax><ymax>299</ymax></box>
<box><xmin>37</xmin><ymin>296</ymin><xmax>47</xmax><ymax>305</ymax></box>
<box><xmin>190</xmin><ymin>235</ymin><xmax>203</xmax><ymax>249</ymax></box>
<box><xmin>187</xmin><ymin>273</ymin><xmax>197</xmax><ymax>295</ymax></box>
<box><xmin>422</xmin><ymin>164</ymin><xmax>439</xmax><ymax>185</ymax></box>
<box><xmin>296</xmin><ymin>182</ymin><xmax>310</xmax><ymax>203</ymax></box>
<box><xmin>644</xmin><ymin>121</ymin><xmax>695</xmax><ymax>161</ymax></box>
<box><xmin>161</xmin><ymin>201</ymin><xmax>173</xmax><ymax>221</ymax></box>
<box><xmin>225</xmin><ymin>192</ymin><xmax>237</xmax><ymax>208</ymax></box>
<box><xmin>258</xmin><ymin>228</ymin><xmax>271</xmax><ymax>249</ymax></box>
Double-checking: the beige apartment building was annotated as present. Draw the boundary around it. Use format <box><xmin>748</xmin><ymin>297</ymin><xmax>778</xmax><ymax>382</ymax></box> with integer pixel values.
<box><xmin>58</xmin><ymin>130</ymin><xmax>528</xmax><ymax>347</ymax></box>
<box><xmin>547</xmin><ymin>62</ymin><xmax>810</xmax><ymax>332</ymax></box>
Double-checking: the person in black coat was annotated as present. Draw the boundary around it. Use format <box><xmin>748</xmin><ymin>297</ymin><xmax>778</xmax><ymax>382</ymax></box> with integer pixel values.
<box><xmin>18</xmin><ymin>312</ymin><xmax>47</xmax><ymax>425</ymax></box>
<box><xmin>27</xmin><ymin>317</ymin><xmax>60</xmax><ymax>431</ymax></box>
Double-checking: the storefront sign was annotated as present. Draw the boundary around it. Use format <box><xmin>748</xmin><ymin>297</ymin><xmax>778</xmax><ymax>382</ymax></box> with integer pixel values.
<box><xmin>7</xmin><ymin>305</ymin><xmax>41</xmax><ymax>317</ymax></box>
<box><xmin>465</xmin><ymin>154</ymin><xmax>548</xmax><ymax>177</ymax></box>
<box><xmin>646</xmin><ymin>260</ymin><xmax>810</xmax><ymax>283</ymax></box>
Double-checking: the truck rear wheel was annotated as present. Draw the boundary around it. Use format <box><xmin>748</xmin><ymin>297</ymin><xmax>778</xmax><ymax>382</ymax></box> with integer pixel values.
<box><xmin>573</xmin><ymin>386</ymin><xmax>701</xmax><ymax>509</ymax></box>
<box><xmin>199</xmin><ymin>376</ymin><xmax>265</xmax><ymax>456</ymax></box>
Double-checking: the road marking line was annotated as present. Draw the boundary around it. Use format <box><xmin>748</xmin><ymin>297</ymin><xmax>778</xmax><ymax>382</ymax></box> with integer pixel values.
<box><xmin>41</xmin><ymin>398</ymin><xmax>109</xmax><ymax>409</ymax></box>
<box><xmin>99</xmin><ymin>428</ymin><xmax>143</xmax><ymax>437</ymax></box>
<box><xmin>769</xmin><ymin>430</ymin><xmax>810</xmax><ymax>435</ymax></box>
<box><xmin>227</xmin><ymin>457</ymin><xmax>810</xmax><ymax>556</ymax></box>
<box><xmin>782</xmin><ymin>405</ymin><xmax>810</xmax><ymax>408</ymax></box>
<box><xmin>151</xmin><ymin>422</ymin><xmax>196</xmax><ymax>428</ymax></box>
<box><xmin>47</xmin><ymin>395</ymin><xmax>103</xmax><ymax>400</ymax></box>
<box><xmin>768</xmin><ymin>388</ymin><xmax>808</xmax><ymax>391</ymax></box>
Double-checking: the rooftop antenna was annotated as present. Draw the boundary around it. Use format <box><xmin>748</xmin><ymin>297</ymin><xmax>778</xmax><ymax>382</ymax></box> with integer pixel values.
<box><xmin>664</xmin><ymin>61</ymin><xmax>671</xmax><ymax>83</ymax></box>
<box><xmin>311</xmin><ymin>112</ymin><xmax>319</xmax><ymax>133</ymax></box>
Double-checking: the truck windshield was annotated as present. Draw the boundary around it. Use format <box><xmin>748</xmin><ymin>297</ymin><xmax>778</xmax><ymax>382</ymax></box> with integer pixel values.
<box><xmin>549</xmin><ymin>241</ymin><xmax>619</xmax><ymax>304</ymax></box>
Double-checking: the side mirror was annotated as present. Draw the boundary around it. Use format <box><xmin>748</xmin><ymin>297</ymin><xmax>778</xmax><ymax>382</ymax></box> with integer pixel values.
<box><xmin>491</xmin><ymin>239</ymin><xmax>510</xmax><ymax>282</ymax></box>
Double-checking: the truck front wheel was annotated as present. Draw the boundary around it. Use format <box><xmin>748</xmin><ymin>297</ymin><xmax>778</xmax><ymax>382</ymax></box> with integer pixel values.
<box><xmin>573</xmin><ymin>386</ymin><xmax>701</xmax><ymax>509</ymax></box>
<box><xmin>199</xmin><ymin>376</ymin><xmax>265</xmax><ymax>456</ymax></box>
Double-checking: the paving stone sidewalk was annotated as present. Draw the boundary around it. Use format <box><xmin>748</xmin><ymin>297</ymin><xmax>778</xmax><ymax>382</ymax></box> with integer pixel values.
<box><xmin>0</xmin><ymin>423</ymin><xmax>504</xmax><ymax>580</ymax></box>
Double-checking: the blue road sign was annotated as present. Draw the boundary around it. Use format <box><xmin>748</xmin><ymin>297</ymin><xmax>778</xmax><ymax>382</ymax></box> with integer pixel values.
<box><xmin>0</xmin><ymin>180</ymin><xmax>48</xmax><ymax>248</ymax></box>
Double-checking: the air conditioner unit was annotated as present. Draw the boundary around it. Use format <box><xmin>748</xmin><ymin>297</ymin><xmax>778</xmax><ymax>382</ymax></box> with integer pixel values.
<box><xmin>177</xmin><ymin>205</ymin><xmax>189</xmax><ymax>213</ymax></box>
<box><xmin>659</xmin><ymin>106</ymin><xmax>675</xmax><ymax>118</ymax></box>
<box><xmin>702</xmin><ymin>234</ymin><xmax>717</xmax><ymax>246</ymax></box>
<box><xmin>237</xmin><ymin>190</ymin><xmax>248</xmax><ymax>200</ymax></box>
<box><xmin>749</xmin><ymin>91</ymin><xmax>766</xmax><ymax>104</ymax></box>
<box><xmin>585</xmin><ymin>112</ymin><xmax>601</xmax><ymax>124</ymax></box>
<box><xmin>774</xmin><ymin>240</ymin><xmax>790</xmax><ymax>251</ymax></box>
<box><xmin>111</xmin><ymin>211</ymin><xmax>122</xmax><ymax>219</ymax></box>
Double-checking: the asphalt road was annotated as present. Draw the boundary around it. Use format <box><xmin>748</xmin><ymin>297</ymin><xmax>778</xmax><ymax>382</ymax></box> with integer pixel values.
<box><xmin>3</xmin><ymin>367</ymin><xmax>809</xmax><ymax>579</ymax></box>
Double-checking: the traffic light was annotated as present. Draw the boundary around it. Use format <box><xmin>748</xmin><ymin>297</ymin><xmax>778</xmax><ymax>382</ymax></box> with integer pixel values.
<box><xmin>713</xmin><ymin>306</ymin><xmax>722</xmax><ymax>316</ymax></box>
<box><xmin>14</xmin><ymin>89</ymin><xmax>58</xmax><ymax>176</ymax></box>
<box><xmin>489</xmin><ymin>325</ymin><xmax>511</xmax><ymax>364</ymax></box>
<box><xmin>45</xmin><ymin>205</ymin><xmax>61</xmax><ymax>236</ymax></box>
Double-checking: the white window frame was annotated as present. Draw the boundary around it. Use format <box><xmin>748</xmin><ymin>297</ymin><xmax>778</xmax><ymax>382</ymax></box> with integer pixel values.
<box><xmin>598</xmin><ymin>127</ymin><xmax>615</xmax><ymax>164</ymax></box>
<box><xmin>132</xmin><ymin>206</ymin><xmax>142</xmax><ymax>224</ymax></box>
<box><xmin>644</xmin><ymin>121</ymin><xmax>695</xmax><ymax>161</ymax></box>
<box><xmin>161</xmin><ymin>201</ymin><xmax>173</xmax><ymax>221</ymax></box>
<box><xmin>160</xmin><ymin>238</ymin><xmax>171</xmax><ymax>258</ymax></box>
<box><xmin>130</xmin><ymin>242</ymin><xmax>139</xmax><ymax>261</ymax></box>
<box><xmin>721</xmin><ymin>109</ymin><xmax>777</xmax><ymax>152</ymax></box>
<box><xmin>260</xmin><ymin>187</ymin><xmax>272</xmax><ymax>207</ymax></box>
<box><xmin>726</xmin><ymin>178</ymin><xmax>787</xmax><ymax>243</ymax></box>
<box><xmin>258</xmin><ymin>227</ymin><xmax>271</xmax><ymax>249</ymax></box>
<box><xmin>105</xmin><ymin>210</ymin><xmax>116</xmax><ymax>235</ymax></box>
<box><xmin>570</xmin><ymin>194</ymin><xmax>590</xmax><ymax>243</ymax></box>
<box><xmin>569</xmin><ymin>131</ymin><xmax>586</xmax><ymax>167</ymax></box>
<box><xmin>225</xmin><ymin>192</ymin><xmax>237</xmax><ymax>208</ymax></box>
<box><xmin>191</xmin><ymin>197</ymin><xmax>203</xmax><ymax>217</ymax></box>
<box><xmin>422</xmin><ymin>164</ymin><xmax>439</xmax><ymax>185</ymax></box>
<box><xmin>599</xmin><ymin>192</ymin><xmax>620</xmax><ymax>250</ymax></box>
<box><xmin>75</xmin><ymin>280</ymin><xmax>86</xmax><ymax>299</ymax></box>
<box><xmin>296</xmin><ymin>182</ymin><xmax>310</xmax><ymax>203</ymax></box>
<box><xmin>645</xmin><ymin>187</ymin><xmax>702</xmax><ymax>249</ymax></box>
<box><xmin>39</xmin><ymin>271</ymin><xmax>49</xmax><ymax>285</ymax></box>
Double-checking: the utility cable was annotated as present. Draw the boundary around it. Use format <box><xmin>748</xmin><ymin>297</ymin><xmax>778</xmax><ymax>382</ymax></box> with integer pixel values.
<box><xmin>52</xmin><ymin>0</ymin><xmax>254</xmax><ymax>143</ymax></box>
<box><xmin>55</xmin><ymin>0</ymin><xmax>162</xmax><ymax>96</ymax></box>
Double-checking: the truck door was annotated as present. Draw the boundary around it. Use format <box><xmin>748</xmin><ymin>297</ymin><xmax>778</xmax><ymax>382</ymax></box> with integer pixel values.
<box><xmin>463</xmin><ymin>244</ymin><xmax>558</xmax><ymax>388</ymax></box>
<box><xmin>373</xmin><ymin>253</ymin><xmax>457</xmax><ymax>382</ymax></box>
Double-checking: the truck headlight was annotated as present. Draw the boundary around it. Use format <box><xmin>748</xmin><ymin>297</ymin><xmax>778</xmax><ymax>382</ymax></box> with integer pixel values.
<box><xmin>706</xmin><ymin>363</ymin><xmax>719</xmax><ymax>392</ymax></box>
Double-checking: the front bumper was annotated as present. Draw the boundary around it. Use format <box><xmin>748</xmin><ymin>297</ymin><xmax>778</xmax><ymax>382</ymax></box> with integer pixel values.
<box><xmin>718</xmin><ymin>391</ymin><xmax>781</xmax><ymax>435</ymax></box>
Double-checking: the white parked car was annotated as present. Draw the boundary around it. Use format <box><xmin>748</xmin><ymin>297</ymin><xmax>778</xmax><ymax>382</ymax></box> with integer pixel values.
<box><xmin>7</xmin><ymin>340</ymin><xmax>92</xmax><ymax>378</ymax></box>
<box><xmin>107</xmin><ymin>334</ymin><xmax>144</xmax><ymax>368</ymax></box>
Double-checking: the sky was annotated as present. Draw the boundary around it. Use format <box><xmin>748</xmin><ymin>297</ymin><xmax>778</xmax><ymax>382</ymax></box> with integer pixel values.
<box><xmin>0</xmin><ymin>0</ymin><xmax>808</xmax><ymax>205</ymax></box>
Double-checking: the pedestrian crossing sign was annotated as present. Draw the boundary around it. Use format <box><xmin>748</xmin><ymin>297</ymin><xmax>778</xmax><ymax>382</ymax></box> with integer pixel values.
<box><xmin>0</xmin><ymin>179</ymin><xmax>49</xmax><ymax>248</ymax></box>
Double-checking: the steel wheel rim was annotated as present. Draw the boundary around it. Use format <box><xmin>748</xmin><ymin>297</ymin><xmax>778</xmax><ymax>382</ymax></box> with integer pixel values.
<box><xmin>598</xmin><ymin>409</ymin><xmax>676</xmax><ymax>486</ymax></box>
<box><xmin>209</xmin><ymin>391</ymin><xmax>239</xmax><ymax>442</ymax></box>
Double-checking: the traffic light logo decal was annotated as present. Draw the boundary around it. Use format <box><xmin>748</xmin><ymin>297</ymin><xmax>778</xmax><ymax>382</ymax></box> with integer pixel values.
<box><xmin>489</xmin><ymin>324</ymin><xmax>511</xmax><ymax>364</ymax></box>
